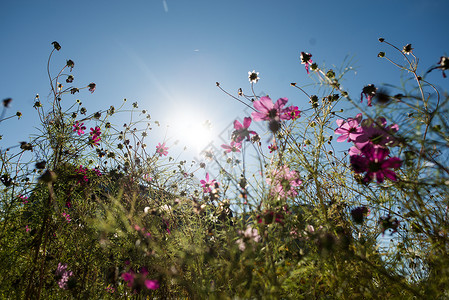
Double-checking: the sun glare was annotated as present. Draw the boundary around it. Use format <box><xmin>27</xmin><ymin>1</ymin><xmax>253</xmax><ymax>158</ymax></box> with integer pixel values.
<box><xmin>168</xmin><ymin>109</ymin><xmax>214</xmax><ymax>153</ymax></box>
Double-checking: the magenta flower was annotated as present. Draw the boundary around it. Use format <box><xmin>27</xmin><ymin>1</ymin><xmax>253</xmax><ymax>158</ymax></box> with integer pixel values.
<box><xmin>62</xmin><ymin>212</ymin><xmax>71</xmax><ymax>223</ymax></box>
<box><xmin>121</xmin><ymin>271</ymin><xmax>135</xmax><ymax>287</ymax></box>
<box><xmin>231</xmin><ymin>117</ymin><xmax>257</xmax><ymax>142</ymax></box>
<box><xmin>300</xmin><ymin>52</ymin><xmax>313</xmax><ymax>74</ymax></box>
<box><xmin>145</xmin><ymin>279</ymin><xmax>160</xmax><ymax>290</ymax></box>
<box><xmin>156</xmin><ymin>142</ymin><xmax>168</xmax><ymax>156</ymax></box>
<box><xmin>236</xmin><ymin>225</ymin><xmax>261</xmax><ymax>251</ymax></box>
<box><xmin>251</xmin><ymin>96</ymin><xmax>291</xmax><ymax>122</ymax></box>
<box><xmin>221</xmin><ymin>141</ymin><xmax>242</xmax><ymax>153</ymax></box>
<box><xmin>361</xmin><ymin>84</ymin><xmax>377</xmax><ymax>106</ymax></box>
<box><xmin>55</xmin><ymin>263</ymin><xmax>73</xmax><ymax>289</ymax></box>
<box><xmin>73</xmin><ymin>121</ymin><xmax>86</xmax><ymax>136</ymax></box>
<box><xmin>283</xmin><ymin>106</ymin><xmax>301</xmax><ymax>120</ymax></box>
<box><xmin>354</xmin><ymin>117</ymin><xmax>399</xmax><ymax>150</ymax></box>
<box><xmin>200</xmin><ymin>173</ymin><xmax>219</xmax><ymax>193</ymax></box>
<box><xmin>90</xmin><ymin>126</ymin><xmax>101</xmax><ymax>136</ymax></box>
<box><xmin>268</xmin><ymin>143</ymin><xmax>278</xmax><ymax>153</ymax></box>
<box><xmin>350</xmin><ymin>144</ymin><xmax>402</xmax><ymax>183</ymax></box>
<box><xmin>266</xmin><ymin>166</ymin><xmax>302</xmax><ymax>198</ymax></box>
<box><xmin>335</xmin><ymin>113</ymin><xmax>364</xmax><ymax>142</ymax></box>
<box><xmin>89</xmin><ymin>126</ymin><xmax>101</xmax><ymax>147</ymax></box>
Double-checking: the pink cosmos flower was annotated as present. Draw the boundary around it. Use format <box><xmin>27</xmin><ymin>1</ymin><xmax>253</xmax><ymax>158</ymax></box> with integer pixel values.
<box><xmin>266</xmin><ymin>166</ymin><xmax>302</xmax><ymax>198</ymax></box>
<box><xmin>236</xmin><ymin>225</ymin><xmax>261</xmax><ymax>251</ymax></box>
<box><xmin>55</xmin><ymin>263</ymin><xmax>73</xmax><ymax>289</ymax></box>
<box><xmin>221</xmin><ymin>141</ymin><xmax>242</xmax><ymax>153</ymax></box>
<box><xmin>231</xmin><ymin>117</ymin><xmax>256</xmax><ymax>142</ymax></box>
<box><xmin>62</xmin><ymin>212</ymin><xmax>71</xmax><ymax>223</ymax></box>
<box><xmin>73</xmin><ymin>121</ymin><xmax>86</xmax><ymax>136</ymax></box>
<box><xmin>156</xmin><ymin>142</ymin><xmax>168</xmax><ymax>156</ymax></box>
<box><xmin>89</xmin><ymin>127</ymin><xmax>101</xmax><ymax>147</ymax></box>
<box><xmin>90</xmin><ymin>126</ymin><xmax>101</xmax><ymax>137</ymax></box>
<box><xmin>25</xmin><ymin>225</ymin><xmax>30</xmax><ymax>232</ymax></box>
<box><xmin>93</xmin><ymin>168</ymin><xmax>102</xmax><ymax>176</ymax></box>
<box><xmin>251</xmin><ymin>96</ymin><xmax>291</xmax><ymax>122</ymax></box>
<box><xmin>200</xmin><ymin>173</ymin><xmax>219</xmax><ymax>193</ymax></box>
<box><xmin>19</xmin><ymin>194</ymin><xmax>29</xmax><ymax>204</ymax></box>
<box><xmin>121</xmin><ymin>271</ymin><xmax>135</xmax><ymax>287</ymax></box>
<box><xmin>145</xmin><ymin>280</ymin><xmax>160</xmax><ymax>290</ymax></box>
<box><xmin>335</xmin><ymin>113</ymin><xmax>364</xmax><ymax>143</ymax></box>
<box><xmin>283</xmin><ymin>106</ymin><xmax>301</xmax><ymax>120</ymax></box>
<box><xmin>361</xmin><ymin>84</ymin><xmax>377</xmax><ymax>107</ymax></box>
<box><xmin>268</xmin><ymin>143</ymin><xmax>278</xmax><ymax>153</ymax></box>
<box><xmin>350</xmin><ymin>144</ymin><xmax>402</xmax><ymax>183</ymax></box>
<box><xmin>354</xmin><ymin>117</ymin><xmax>399</xmax><ymax>150</ymax></box>
<box><xmin>300</xmin><ymin>52</ymin><xmax>313</xmax><ymax>74</ymax></box>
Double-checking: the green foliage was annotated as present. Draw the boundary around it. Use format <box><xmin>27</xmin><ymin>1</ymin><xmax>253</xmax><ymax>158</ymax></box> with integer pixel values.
<box><xmin>0</xmin><ymin>39</ymin><xmax>448</xmax><ymax>298</ymax></box>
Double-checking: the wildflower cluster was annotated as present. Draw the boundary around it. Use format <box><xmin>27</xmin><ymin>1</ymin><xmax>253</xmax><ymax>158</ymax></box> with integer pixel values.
<box><xmin>335</xmin><ymin>115</ymin><xmax>402</xmax><ymax>184</ymax></box>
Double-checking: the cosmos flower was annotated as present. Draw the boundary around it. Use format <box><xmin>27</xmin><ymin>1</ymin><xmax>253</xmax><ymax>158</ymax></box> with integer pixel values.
<box><xmin>335</xmin><ymin>113</ymin><xmax>364</xmax><ymax>142</ymax></box>
<box><xmin>231</xmin><ymin>117</ymin><xmax>256</xmax><ymax>142</ymax></box>
<box><xmin>300</xmin><ymin>52</ymin><xmax>313</xmax><ymax>74</ymax></box>
<box><xmin>73</xmin><ymin>121</ymin><xmax>86</xmax><ymax>136</ymax></box>
<box><xmin>266</xmin><ymin>165</ymin><xmax>302</xmax><ymax>198</ymax></box>
<box><xmin>283</xmin><ymin>105</ymin><xmax>301</xmax><ymax>120</ymax></box>
<box><xmin>156</xmin><ymin>142</ymin><xmax>168</xmax><ymax>156</ymax></box>
<box><xmin>350</xmin><ymin>144</ymin><xmax>402</xmax><ymax>183</ymax></box>
<box><xmin>361</xmin><ymin>84</ymin><xmax>377</xmax><ymax>107</ymax></box>
<box><xmin>221</xmin><ymin>141</ymin><xmax>242</xmax><ymax>153</ymax></box>
<box><xmin>87</xmin><ymin>83</ymin><xmax>96</xmax><ymax>93</ymax></box>
<box><xmin>251</xmin><ymin>96</ymin><xmax>291</xmax><ymax>122</ymax></box>
<box><xmin>55</xmin><ymin>263</ymin><xmax>73</xmax><ymax>289</ymax></box>
<box><xmin>354</xmin><ymin>117</ymin><xmax>399</xmax><ymax>150</ymax></box>
<box><xmin>200</xmin><ymin>173</ymin><xmax>219</xmax><ymax>193</ymax></box>
<box><xmin>145</xmin><ymin>280</ymin><xmax>160</xmax><ymax>290</ymax></box>
<box><xmin>268</xmin><ymin>143</ymin><xmax>278</xmax><ymax>153</ymax></box>
<box><xmin>248</xmin><ymin>70</ymin><xmax>260</xmax><ymax>83</ymax></box>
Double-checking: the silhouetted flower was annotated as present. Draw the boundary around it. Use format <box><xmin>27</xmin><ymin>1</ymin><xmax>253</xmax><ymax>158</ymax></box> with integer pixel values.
<box><xmin>438</xmin><ymin>56</ymin><xmax>449</xmax><ymax>78</ymax></box>
<box><xmin>88</xmin><ymin>83</ymin><xmax>96</xmax><ymax>93</ymax></box>
<box><xmin>2</xmin><ymin>98</ymin><xmax>12</xmax><ymax>107</ymax></box>
<box><xmin>52</xmin><ymin>41</ymin><xmax>61</xmax><ymax>51</ymax></box>
<box><xmin>351</xmin><ymin>206</ymin><xmax>370</xmax><ymax>224</ymax></box>
<box><xmin>350</xmin><ymin>144</ymin><xmax>402</xmax><ymax>184</ymax></box>
<box><xmin>300</xmin><ymin>52</ymin><xmax>313</xmax><ymax>74</ymax></box>
<box><xmin>402</xmin><ymin>44</ymin><xmax>413</xmax><ymax>55</ymax></box>
<box><xmin>66</xmin><ymin>60</ymin><xmax>75</xmax><ymax>71</ymax></box>
<box><xmin>379</xmin><ymin>215</ymin><xmax>400</xmax><ymax>235</ymax></box>
<box><xmin>361</xmin><ymin>84</ymin><xmax>377</xmax><ymax>106</ymax></box>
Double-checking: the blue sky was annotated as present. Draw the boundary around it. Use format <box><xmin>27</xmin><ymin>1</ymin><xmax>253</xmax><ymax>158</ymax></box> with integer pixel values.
<box><xmin>1</xmin><ymin>0</ymin><xmax>448</xmax><ymax>158</ymax></box>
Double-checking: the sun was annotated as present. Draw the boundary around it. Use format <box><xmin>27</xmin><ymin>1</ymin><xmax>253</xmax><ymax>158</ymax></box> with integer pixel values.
<box><xmin>168</xmin><ymin>109</ymin><xmax>214</xmax><ymax>153</ymax></box>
